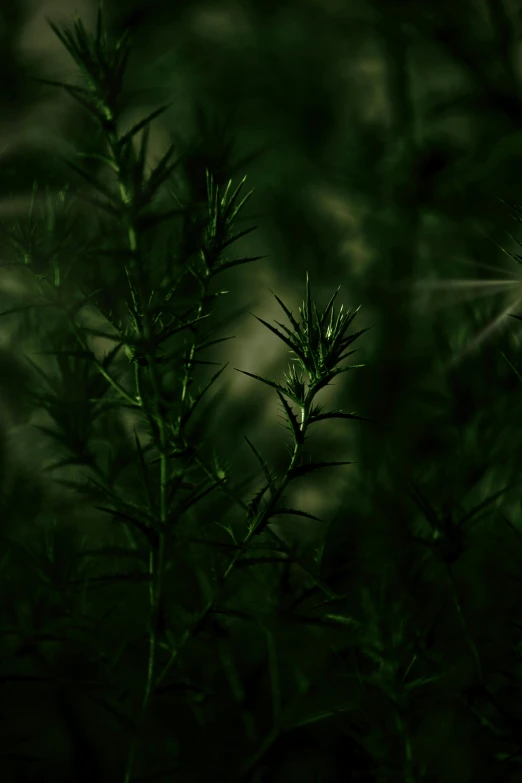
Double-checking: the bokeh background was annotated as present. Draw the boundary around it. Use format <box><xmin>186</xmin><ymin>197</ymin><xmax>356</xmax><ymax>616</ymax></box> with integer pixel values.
<box><xmin>3</xmin><ymin>1</ymin><xmax>522</xmax><ymax>780</ymax></box>
<box><xmin>1</xmin><ymin>0</ymin><xmax>522</xmax><ymax>544</ymax></box>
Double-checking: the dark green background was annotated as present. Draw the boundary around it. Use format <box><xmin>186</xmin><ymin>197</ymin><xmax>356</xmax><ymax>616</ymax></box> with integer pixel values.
<box><xmin>1</xmin><ymin>1</ymin><xmax>522</xmax><ymax>781</ymax></box>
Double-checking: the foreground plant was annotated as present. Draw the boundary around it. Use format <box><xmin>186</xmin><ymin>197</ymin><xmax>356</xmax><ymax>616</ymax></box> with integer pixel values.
<box><xmin>0</xmin><ymin>6</ymin><xmax>378</xmax><ymax>781</ymax></box>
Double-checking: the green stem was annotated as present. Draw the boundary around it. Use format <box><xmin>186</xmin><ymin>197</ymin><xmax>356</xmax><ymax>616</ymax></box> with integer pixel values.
<box><xmin>190</xmin><ymin>450</ymin><xmax>340</xmax><ymax>601</ymax></box>
<box><xmin>155</xmin><ymin>384</ymin><xmax>319</xmax><ymax>688</ymax></box>
<box><xmin>98</xmin><ymin>122</ymin><xmax>169</xmax><ymax>783</ymax></box>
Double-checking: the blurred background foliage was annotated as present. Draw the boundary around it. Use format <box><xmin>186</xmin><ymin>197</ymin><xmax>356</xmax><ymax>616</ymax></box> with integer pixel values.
<box><xmin>1</xmin><ymin>0</ymin><xmax>518</xmax><ymax>553</ymax></box>
<box><xmin>3</xmin><ymin>0</ymin><xmax>522</xmax><ymax>780</ymax></box>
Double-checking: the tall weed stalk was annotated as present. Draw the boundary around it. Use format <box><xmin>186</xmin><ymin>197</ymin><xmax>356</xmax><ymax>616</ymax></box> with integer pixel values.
<box><xmin>0</xmin><ymin>7</ymin><xmax>384</xmax><ymax>782</ymax></box>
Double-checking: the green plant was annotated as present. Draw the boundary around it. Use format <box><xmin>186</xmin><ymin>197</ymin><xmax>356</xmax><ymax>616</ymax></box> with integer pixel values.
<box><xmin>0</xmin><ymin>6</ymin><xmax>381</xmax><ymax>782</ymax></box>
<box><xmin>6</xmin><ymin>5</ymin><xmax>522</xmax><ymax>782</ymax></box>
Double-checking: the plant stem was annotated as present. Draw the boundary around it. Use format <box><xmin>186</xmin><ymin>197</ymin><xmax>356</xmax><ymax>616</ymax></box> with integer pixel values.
<box><xmin>155</xmin><ymin>384</ymin><xmax>321</xmax><ymax>688</ymax></box>
<box><xmin>92</xmin><ymin>119</ymin><xmax>169</xmax><ymax>782</ymax></box>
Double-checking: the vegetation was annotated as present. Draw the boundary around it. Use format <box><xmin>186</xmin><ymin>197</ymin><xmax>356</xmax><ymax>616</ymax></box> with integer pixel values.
<box><xmin>2</xmin><ymin>1</ymin><xmax>522</xmax><ymax>781</ymax></box>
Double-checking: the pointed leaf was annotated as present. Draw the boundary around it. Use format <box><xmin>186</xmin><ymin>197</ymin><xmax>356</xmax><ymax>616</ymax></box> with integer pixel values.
<box><xmin>243</xmin><ymin>435</ymin><xmax>277</xmax><ymax>498</ymax></box>
<box><xmin>266</xmin><ymin>507</ymin><xmax>323</xmax><ymax>523</ymax></box>
<box><xmin>404</xmin><ymin>674</ymin><xmax>443</xmax><ymax>692</ymax></box>
<box><xmin>269</xmin><ymin>289</ymin><xmax>300</xmax><ymax>333</ymax></box>
<box><xmin>288</xmin><ymin>460</ymin><xmax>354</xmax><ymax>481</ymax></box>
<box><xmin>143</xmin><ymin>144</ymin><xmax>180</xmax><ymax>203</ymax></box>
<box><xmin>217</xmin><ymin>225</ymin><xmax>257</xmax><ymax>252</ymax></box>
<box><xmin>247</xmin><ymin>482</ymin><xmax>271</xmax><ymax>521</ymax></box>
<box><xmin>169</xmin><ymin>477</ymin><xmax>227</xmax><ymax>519</ymax></box>
<box><xmin>501</xmin><ymin>350</ymin><xmax>522</xmax><ymax>386</ymax></box>
<box><xmin>251</xmin><ymin>313</ymin><xmax>307</xmax><ymax>365</ymax></box>
<box><xmin>320</xmin><ymin>286</ymin><xmax>342</xmax><ymax>330</ymax></box>
<box><xmin>234</xmin><ymin>368</ymin><xmax>289</xmax><ymax>397</ymax></box>
<box><xmin>66</xmin><ymin>287</ymin><xmax>105</xmax><ymax>319</ymax></box>
<box><xmin>407</xmin><ymin>481</ymin><xmax>440</xmax><ymax>530</ymax></box>
<box><xmin>223</xmin><ymin>175</ymin><xmax>253</xmax><ymax>222</ymax></box>
<box><xmin>307</xmin><ymin>410</ymin><xmax>383</xmax><ymax>426</ymax></box>
<box><xmin>461</xmin><ymin>479</ymin><xmax>522</xmax><ymax>524</ymax></box>
<box><xmin>75</xmin><ymin>326</ymin><xmax>123</xmax><ymax>342</ymax></box>
<box><xmin>195</xmin><ymin>335</ymin><xmax>236</xmax><ymax>353</ymax></box>
<box><xmin>154</xmin><ymin>312</ymin><xmax>211</xmax><ymax>346</ymax></box>
<box><xmin>180</xmin><ymin>363</ymin><xmax>229</xmax><ymax>428</ymax></box>
<box><xmin>276</xmin><ymin>389</ymin><xmax>304</xmax><ymax>446</ymax></box>
<box><xmin>93</xmin><ymin>505</ymin><xmax>158</xmax><ymax>549</ymax></box>
<box><xmin>218</xmin><ymin>254</ymin><xmax>267</xmax><ymax>273</ymax></box>
<box><xmin>118</xmin><ymin>104</ymin><xmax>173</xmax><ymax>149</ymax></box>
<box><xmin>63</xmin><ymin>159</ymin><xmax>119</xmax><ymax>203</ymax></box>
<box><xmin>101</xmin><ymin>340</ymin><xmax>125</xmax><ymax>370</ymax></box>
<box><xmin>75</xmin><ymin>151</ymin><xmax>119</xmax><ymax>171</ymax></box>
<box><xmin>31</xmin><ymin>76</ymin><xmax>90</xmax><ymax>96</ymax></box>
<box><xmin>72</xmin><ymin>189</ymin><xmax>120</xmax><ymax>217</ymax></box>
<box><xmin>40</xmin><ymin>454</ymin><xmax>94</xmax><ymax>472</ymax></box>
<box><xmin>183</xmin><ymin>537</ymin><xmax>239</xmax><ymax>550</ymax></box>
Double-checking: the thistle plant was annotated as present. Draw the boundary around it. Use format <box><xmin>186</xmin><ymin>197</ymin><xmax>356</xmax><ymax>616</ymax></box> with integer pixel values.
<box><xmin>0</xmin><ymin>7</ymin><xmax>381</xmax><ymax>782</ymax></box>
